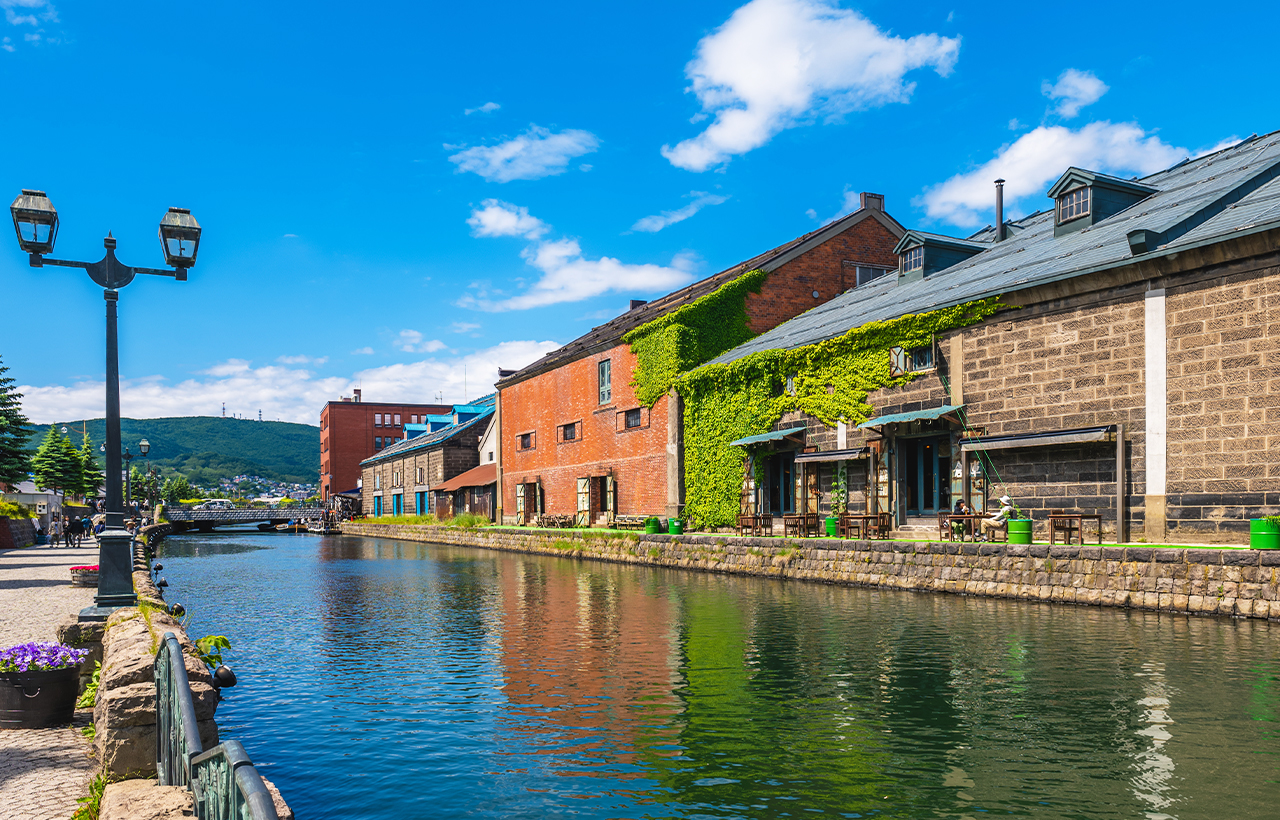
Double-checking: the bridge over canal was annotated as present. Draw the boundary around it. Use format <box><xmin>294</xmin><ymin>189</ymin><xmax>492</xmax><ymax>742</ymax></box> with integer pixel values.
<box><xmin>164</xmin><ymin>507</ymin><xmax>326</xmax><ymax>532</ymax></box>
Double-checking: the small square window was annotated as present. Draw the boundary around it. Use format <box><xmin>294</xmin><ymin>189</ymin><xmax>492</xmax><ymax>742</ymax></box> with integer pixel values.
<box><xmin>410</xmin><ymin>415</ymin><xmax>418</xmax><ymax>425</ymax></box>
<box><xmin>518</xmin><ymin>432</ymin><xmax>535</xmax><ymax>450</ymax></box>
<box><xmin>901</xmin><ymin>247</ymin><xmax>923</xmax><ymax>272</ymax></box>
<box><xmin>374</xmin><ymin>413</ymin><xmax>382</xmax><ymax>427</ymax></box>
<box><xmin>562</xmin><ymin>422</ymin><xmax>578</xmax><ymax>441</ymax></box>
<box><xmin>856</xmin><ymin>266</ymin><xmax>890</xmax><ymax>287</ymax></box>
<box><xmin>394</xmin><ymin>414</ymin><xmax>401</xmax><ymax>427</ymax></box>
<box><xmin>375</xmin><ymin>436</ymin><xmax>382</xmax><ymax>449</ymax></box>
<box><xmin>1058</xmin><ymin>187</ymin><xmax>1090</xmax><ymax>223</ymax></box>
<box><xmin>624</xmin><ymin>408</ymin><xmax>642</xmax><ymax>429</ymax></box>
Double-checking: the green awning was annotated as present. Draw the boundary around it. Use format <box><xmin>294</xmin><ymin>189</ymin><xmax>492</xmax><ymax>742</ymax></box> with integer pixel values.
<box><xmin>856</xmin><ymin>404</ymin><xmax>964</xmax><ymax>429</ymax></box>
<box><xmin>729</xmin><ymin>427</ymin><xmax>807</xmax><ymax>447</ymax></box>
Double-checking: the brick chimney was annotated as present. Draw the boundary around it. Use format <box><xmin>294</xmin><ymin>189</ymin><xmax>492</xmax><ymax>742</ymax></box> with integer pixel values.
<box><xmin>859</xmin><ymin>192</ymin><xmax>885</xmax><ymax>211</ymax></box>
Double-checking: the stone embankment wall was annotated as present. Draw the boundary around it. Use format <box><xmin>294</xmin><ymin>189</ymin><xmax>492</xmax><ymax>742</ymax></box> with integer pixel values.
<box><xmin>0</xmin><ymin>516</ymin><xmax>36</xmax><ymax>549</ymax></box>
<box><xmin>340</xmin><ymin>522</ymin><xmax>1280</xmax><ymax>621</ymax></box>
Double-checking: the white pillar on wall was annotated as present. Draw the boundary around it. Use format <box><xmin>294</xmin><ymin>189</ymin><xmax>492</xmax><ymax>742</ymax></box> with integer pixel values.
<box><xmin>1144</xmin><ymin>288</ymin><xmax>1167</xmax><ymax>541</ymax></box>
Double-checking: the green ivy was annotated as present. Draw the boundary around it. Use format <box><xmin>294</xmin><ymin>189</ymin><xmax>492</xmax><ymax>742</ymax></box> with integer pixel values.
<box><xmin>677</xmin><ymin>298</ymin><xmax>1003</xmax><ymax>528</ymax></box>
<box><xmin>625</xmin><ymin>268</ymin><xmax>770</xmax><ymax>406</ymax></box>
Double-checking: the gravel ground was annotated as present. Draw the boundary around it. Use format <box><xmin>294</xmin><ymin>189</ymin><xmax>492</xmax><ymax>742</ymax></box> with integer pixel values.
<box><xmin>0</xmin><ymin>541</ymin><xmax>103</xmax><ymax>820</ymax></box>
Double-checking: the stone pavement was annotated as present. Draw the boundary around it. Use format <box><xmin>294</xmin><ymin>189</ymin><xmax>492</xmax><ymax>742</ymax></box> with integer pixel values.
<box><xmin>0</xmin><ymin>541</ymin><xmax>102</xmax><ymax>820</ymax></box>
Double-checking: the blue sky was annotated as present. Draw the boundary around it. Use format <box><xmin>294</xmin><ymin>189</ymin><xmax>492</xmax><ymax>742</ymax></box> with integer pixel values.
<box><xmin>0</xmin><ymin>0</ymin><xmax>1273</xmax><ymax>425</ymax></box>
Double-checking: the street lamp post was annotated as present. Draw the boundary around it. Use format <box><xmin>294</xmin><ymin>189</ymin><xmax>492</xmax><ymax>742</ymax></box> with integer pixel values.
<box><xmin>122</xmin><ymin>438</ymin><xmax>149</xmax><ymax>512</ymax></box>
<box><xmin>10</xmin><ymin>191</ymin><xmax>200</xmax><ymax>621</ymax></box>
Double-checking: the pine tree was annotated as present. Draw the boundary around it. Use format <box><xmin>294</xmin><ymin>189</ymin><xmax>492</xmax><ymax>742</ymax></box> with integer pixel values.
<box><xmin>31</xmin><ymin>427</ymin><xmax>82</xmax><ymax>496</ymax></box>
<box><xmin>78</xmin><ymin>433</ymin><xmax>103</xmax><ymax>499</ymax></box>
<box><xmin>0</xmin><ymin>355</ymin><xmax>32</xmax><ymax>490</ymax></box>
<box><xmin>163</xmin><ymin>475</ymin><xmax>193</xmax><ymax>503</ymax></box>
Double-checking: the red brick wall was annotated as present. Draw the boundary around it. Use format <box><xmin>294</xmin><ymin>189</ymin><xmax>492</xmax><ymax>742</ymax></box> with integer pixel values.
<box><xmin>746</xmin><ymin>214</ymin><xmax>901</xmax><ymax>333</ymax></box>
<box><xmin>501</xmin><ymin>342</ymin><xmax>671</xmax><ymax>518</ymax></box>
<box><xmin>321</xmin><ymin>401</ymin><xmax>449</xmax><ymax>500</ymax></box>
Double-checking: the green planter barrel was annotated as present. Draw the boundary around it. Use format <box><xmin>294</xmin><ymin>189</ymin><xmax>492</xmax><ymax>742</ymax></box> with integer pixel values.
<box><xmin>1250</xmin><ymin>519</ymin><xmax>1280</xmax><ymax>550</ymax></box>
<box><xmin>1007</xmin><ymin>519</ymin><xmax>1033</xmax><ymax>545</ymax></box>
<box><xmin>645</xmin><ymin>518</ymin><xmax>663</xmax><ymax>535</ymax></box>
<box><xmin>825</xmin><ymin>516</ymin><xmax>839</xmax><ymax>537</ymax></box>
<box><xmin>668</xmin><ymin>518</ymin><xmax>684</xmax><ymax>535</ymax></box>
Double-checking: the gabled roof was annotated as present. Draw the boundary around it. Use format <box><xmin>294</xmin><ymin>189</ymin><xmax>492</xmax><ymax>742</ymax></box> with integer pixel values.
<box><xmin>496</xmin><ymin>203</ymin><xmax>904</xmax><ymax>387</ymax></box>
<box><xmin>708</xmin><ymin>130</ymin><xmax>1280</xmax><ymax>367</ymax></box>
<box><xmin>893</xmin><ymin>230</ymin><xmax>989</xmax><ymax>255</ymax></box>
<box><xmin>1046</xmin><ymin>166</ymin><xmax>1159</xmax><ymax>199</ymax></box>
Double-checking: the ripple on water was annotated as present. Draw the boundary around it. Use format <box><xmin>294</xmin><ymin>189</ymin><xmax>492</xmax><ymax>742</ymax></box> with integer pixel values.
<box><xmin>160</xmin><ymin>532</ymin><xmax>1280</xmax><ymax>820</ymax></box>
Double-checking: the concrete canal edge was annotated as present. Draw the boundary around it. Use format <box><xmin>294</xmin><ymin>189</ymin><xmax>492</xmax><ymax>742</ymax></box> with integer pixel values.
<box><xmin>339</xmin><ymin>523</ymin><xmax>1280</xmax><ymax>621</ymax></box>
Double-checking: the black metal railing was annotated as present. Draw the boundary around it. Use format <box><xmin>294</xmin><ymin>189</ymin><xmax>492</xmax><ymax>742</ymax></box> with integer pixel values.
<box><xmin>154</xmin><ymin>632</ymin><xmax>279</xmax><ymax>820</ymax></box>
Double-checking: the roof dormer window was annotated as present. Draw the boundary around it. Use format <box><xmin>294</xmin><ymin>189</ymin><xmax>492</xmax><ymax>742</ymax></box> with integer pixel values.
<box><xmin>901</xmin><ymin>246</ymin><xmax>923</xmax><ymax>272</ymax></box>
<box><xmin>1057</xmin><ymin>186</ymin><xmax>1090</xmax><ymax>223</ymax></box>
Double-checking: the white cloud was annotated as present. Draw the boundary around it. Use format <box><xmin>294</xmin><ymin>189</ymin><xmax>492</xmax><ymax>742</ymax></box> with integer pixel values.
<box><xmin>16</xmin><ymin>342</ymin><xmax>560</xmax><ymax>424</ymax></box>
<box><xmin>353</xmin><ymin>340</ymin><xmax>560</xmax><ymax>404</ymax></box>
<box><xmin>1</xmin><ymin>36</ymin><xmax>11</xmax><ymax>52</ymax></box>
<box><xmin>466</xmin><ymin>199</ymin><xmax>548</xmax><ymax>239</ymax></box>
<box><xmin>450</xmin><ymin>321</ymin><xmax>481</xmax><ymax>333</ymax></box>
<box><xmin>351</xmin><ymin>346</ymin><xmax>375</xmax><ymax>355</ymax></box>
<box><xmin>661</xmin><ymin>0</ymin><xmax>960</xmax><ymax>171</ymax></box>
<box><xmin>919</xmin><ymin>121</ymin><xmax>1189</xmax><ymax>227</ymax></box>
<box><xmin>631</xmin><ymin>191</ymin><xmax>728</xmax><ymax>232</ymax></box>
<box><xmin>276</xmin><ymin>354</ymin><xmax>328</xmax><ymax>366</ymax></box>
<box><xmin>396</xmin><ymin>330</ymin><xmax>447</xmax><ymax>353</ymax></box>
<box><xmin>464</xmin><ymin>101</ymin><xmax>500</xmax><ymax>115</ymax></box>
<box><xmin>459</xmin><ymin>201</ymin><xmax>696</xmax><ymax>311</ymax></box>
<box><xmin>1042</xmin><ymin>68</ymin><xmax>1109</xmax><ymax>118</ymax></box>
<box><xmin>448</xmin><ymin>125</ymin><xmax>600</xmax><ymax>182</ymax></box>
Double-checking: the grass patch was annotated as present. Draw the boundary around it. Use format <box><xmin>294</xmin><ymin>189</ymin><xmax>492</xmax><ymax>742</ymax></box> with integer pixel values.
<box><xmin>72</xmin><ymin>772</ymin><xmax>117</xmax><ymax>820</ymax></box>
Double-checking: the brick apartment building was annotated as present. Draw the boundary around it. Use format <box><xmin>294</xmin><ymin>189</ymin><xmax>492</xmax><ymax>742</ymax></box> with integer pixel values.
<box><xmin>703</xmin><ymin>132</ymin><xmax>1280</xmax><ymax>543</ymax></box>
<box><xmin>496</xmin><ymin>194</ymin><xmax>904</xmax><ymax>525</ymax></box>
<box><xmin>361</xmin><ymin>396</ymin><xmax>495</xmax><ymax>518</ymax></box>
<box><xmin>319</xmin><ymin>388</ymin><xmax>450</xmax><ymax>501</ymax></box>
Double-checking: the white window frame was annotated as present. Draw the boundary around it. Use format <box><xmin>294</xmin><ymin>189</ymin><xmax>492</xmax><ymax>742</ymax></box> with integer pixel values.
<box><xmin>1058</xmin><ymin>186</ymin><xmax>1090</xmax><ymax>223</ymax></box>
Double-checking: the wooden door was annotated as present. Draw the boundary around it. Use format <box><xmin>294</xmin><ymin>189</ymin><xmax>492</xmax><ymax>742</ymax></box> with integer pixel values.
<box><xmin>576</xmin><ymin>477</ymin><xmax>590</xmax><ymax>527</ymax></box>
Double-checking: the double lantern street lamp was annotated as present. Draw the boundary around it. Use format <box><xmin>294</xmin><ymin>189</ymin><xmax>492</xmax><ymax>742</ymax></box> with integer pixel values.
<box><xmin>119</xmin><ymin>438</ymin><xmax>150</xmax><ymax>510</ymax></box>
<box><xmin>11</xmin><ymin>190</ymin><xmax>200</xmax><ymax>621</ymax></box>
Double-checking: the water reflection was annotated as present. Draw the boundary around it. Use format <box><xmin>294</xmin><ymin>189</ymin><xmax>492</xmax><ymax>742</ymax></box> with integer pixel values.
<box><xmin>158</xmin><ymin>533</ymin><xmax>1280</xmax><ymax>820</ymax></box>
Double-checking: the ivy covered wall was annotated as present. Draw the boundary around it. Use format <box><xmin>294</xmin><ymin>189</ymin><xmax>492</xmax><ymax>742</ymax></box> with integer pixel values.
<box><xmin>676</xmin><ymin>299</ymin><xmax>1003</xmax><ymax>528</ymax></box>
<box><xmin>624</xmin><ymin>268</ymin><xmax>770</xmax><ymax>407</ymax></box>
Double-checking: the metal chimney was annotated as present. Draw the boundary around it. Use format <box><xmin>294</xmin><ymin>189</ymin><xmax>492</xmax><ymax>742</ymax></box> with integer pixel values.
<box><xmin>994</xmin><ymin>179</ymin><xmax>1006</xmax><ymax>242</ymax></box>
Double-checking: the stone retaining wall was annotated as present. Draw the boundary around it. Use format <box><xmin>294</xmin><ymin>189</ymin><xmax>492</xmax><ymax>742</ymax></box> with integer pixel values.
<box><xmin>340</xmin><ymin>522</ymin><xmax>1280</xmax><ymax>621</ymax></box>
<box><xmin>0</xmin><ymin>516</ymin><xmax>36</xmax><ymax>549</ymax></box>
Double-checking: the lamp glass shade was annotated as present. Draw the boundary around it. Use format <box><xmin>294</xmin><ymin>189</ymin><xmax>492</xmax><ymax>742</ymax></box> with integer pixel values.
<box><xmin>158</xmin><ymin>207</ymin><xmax>201</xmax><ymax>268</ymax></box>
<box><xmin>139</xmin><ymin>439</ymin><xmax>150</xmax><ymax>456</ymax></box>
<box><xmin>10</xmin><ymin>189</ymin><xmax>58</xmax><ymax>255</ymax></box>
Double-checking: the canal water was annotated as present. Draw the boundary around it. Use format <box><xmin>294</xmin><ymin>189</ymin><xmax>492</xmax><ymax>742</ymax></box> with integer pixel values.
<box><xmin>158</xmin><ymin>532</ymin><xmax>1280</xmax><ymax>820</ymax></box>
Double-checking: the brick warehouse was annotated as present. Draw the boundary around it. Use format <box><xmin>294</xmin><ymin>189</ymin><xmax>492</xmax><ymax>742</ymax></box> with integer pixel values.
<box><xmin>704</xmin><ymin>133</ymin><xmax>1280</xmax><ymax>543</ymax></box>
<box><xmin>360</xmin><ymin>395</ymin><xmax>495</xmax><ymax>518</ymax></box>
<box><xmin>320</xmin><ymin>389</ymin><xmax>450</xmax><ymax>502</ymax></box>
<box><xmin>496</xmin><ymin>193</ymin><xmax>905</xmax><ymax>525</ymax></box>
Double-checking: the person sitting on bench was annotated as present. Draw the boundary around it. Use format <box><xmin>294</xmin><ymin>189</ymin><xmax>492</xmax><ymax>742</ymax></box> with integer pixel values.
<box><xmin>980</xmin><ymin>495</ymin><xmax>1014</xmax><ymax>541</ymax></box>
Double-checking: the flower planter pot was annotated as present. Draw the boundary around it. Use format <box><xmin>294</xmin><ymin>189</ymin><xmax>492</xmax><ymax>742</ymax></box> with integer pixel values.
<box><xmin>0</xmin><ymin>666</ymin><xmax>80</xmax><ymax>729</ymax></box>
<box><xmin>69</xmin><ymin>570</ymin><xmax>98</xmax><ymax>588</ymax></box>
<box><xmin>1007</xmin><ymin>519</ymin><xmax>1034</xmax><ymax>545</ymax></box>
<box><xmin>668</xmin><ymin>518</ymin><xmax>684</xmax><ymax>535</ymax></box>
<box><xmin>1250</xmin><ymin>519</ymin><xmax>1280</xmax><ymax>550</ymax></box>
<box><xmin>825</xmin><ymin>516</ymin><xmax>839</xmax><ymax>537</ymax></box>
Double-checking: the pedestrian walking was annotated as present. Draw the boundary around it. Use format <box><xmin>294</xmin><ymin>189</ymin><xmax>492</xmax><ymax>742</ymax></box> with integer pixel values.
<box><xmin>67</xmin><ymin>515</ymin><xmax>83</xmax><ymax>547</ymax></box>
<box><xmin>49</xmin><ymin>516</ymin><xmax>62</xmax><ymax>547</ymax></box>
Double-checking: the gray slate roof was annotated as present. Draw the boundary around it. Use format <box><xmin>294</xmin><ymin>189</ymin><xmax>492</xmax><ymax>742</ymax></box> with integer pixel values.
<box><xmin>361</xmin><ymin>393</ymin><xmax>495</xmax><ymax>467</ymax></box>
<box><xmin>709</xmin><ymin>130</ymin><xmax>1280</xmax><ymax>367</ymax></box>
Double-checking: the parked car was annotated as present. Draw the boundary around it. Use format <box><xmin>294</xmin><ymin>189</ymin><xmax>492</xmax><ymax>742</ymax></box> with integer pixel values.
<box><xmin>195</xmin><ymin>499</ymin><xmax>235</xmax><ymax>511</ymax></box>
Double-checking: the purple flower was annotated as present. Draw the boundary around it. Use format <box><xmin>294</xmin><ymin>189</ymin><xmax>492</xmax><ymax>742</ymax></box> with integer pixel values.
<box><xmin>0</xmin><ymin>642</ymin><xmax>89</xmax><ymax>673</ymax></box>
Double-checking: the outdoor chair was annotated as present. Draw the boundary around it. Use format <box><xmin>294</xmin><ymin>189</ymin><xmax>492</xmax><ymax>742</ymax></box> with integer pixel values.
<box><xmin>1049</xmin><ymin>509</ymin><xmax>1078</xmax><ymax>543</ymax></box>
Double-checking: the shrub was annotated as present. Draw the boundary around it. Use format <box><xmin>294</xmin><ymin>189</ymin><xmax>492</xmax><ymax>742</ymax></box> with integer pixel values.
<box><xmin>0</xmin><ymin>500</ymin><xmax>33</xmax><ymax>518</ymax></box>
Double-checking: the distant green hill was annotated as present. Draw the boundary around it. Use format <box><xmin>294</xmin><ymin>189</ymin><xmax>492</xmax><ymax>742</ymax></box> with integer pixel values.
<box><xmin>26</xmin><ymin>417</ymin><xmax>319</xmax><ymax>486</ymax></box>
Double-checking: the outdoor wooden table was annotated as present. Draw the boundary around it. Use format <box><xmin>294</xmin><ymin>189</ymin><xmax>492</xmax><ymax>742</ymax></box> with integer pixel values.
<box><xmin>782</xmin><ymin>514</ymin><xmax>810</xmax><ymax>537</ymax></box>
<box><xmin>738</xmin><ymin>514</ymin><xmax>774</xmax><ymax>536</ymax></box>
<box><xmin>1049</xmin><ymin>514</ymin><xmax>1103</xmax><ymax>545</ymax></box>
<box><xmin>844</xmin><ymin>513</ymin><xmax>888</xmax><ymax>539</ymax></box>
<box><xmin>941</xmin><ymin>514</ymin><xmax>985</xmax><ymax>541</ymax></box>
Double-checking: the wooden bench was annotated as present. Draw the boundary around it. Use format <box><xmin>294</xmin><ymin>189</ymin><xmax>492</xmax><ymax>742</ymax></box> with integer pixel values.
<box><xmin>612</xmin><ymin>514</ymin><xmax>651</xmax><ymax>530</ymax></box>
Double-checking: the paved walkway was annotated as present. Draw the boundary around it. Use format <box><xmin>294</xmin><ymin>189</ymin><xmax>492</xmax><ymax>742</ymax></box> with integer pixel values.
<box><xmin>0</xmin><ymin>541</ymin><xmax>102</xmax><ymax>820</ymax></box>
